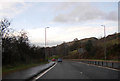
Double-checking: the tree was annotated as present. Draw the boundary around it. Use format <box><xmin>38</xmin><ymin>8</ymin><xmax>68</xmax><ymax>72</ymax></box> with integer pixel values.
<box><xmin>70</xmin><ymin>41</ymin><xmax>80</xmax><ymax>51</ymax></box>
<box><xmin>0</xmin><ymin>18</ymin><xmax>11</xmax><ymax>37</ymax></box>
<box><xmin>1</xmin><ymin>18</ymin><xmax>46</xmax><ymax>65</ymax></box>
<box><xmin>85</xmin><ymin>40</ymin><xmax>93</xmax><ymax>52</ymax></box>
<box><xmin>74</xmin><ymin>38</ymin><xmax>78</xmax><ymax>41</ymax></box>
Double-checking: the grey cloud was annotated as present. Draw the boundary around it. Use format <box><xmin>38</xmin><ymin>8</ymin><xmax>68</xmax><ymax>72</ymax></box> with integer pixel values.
<box><xmin>0</xmin><ymin>2</ymin><xmax>31</xmax><ymax>18</ymax></box>
<box><xmin>105</xmin><ymin>11</ymin><xmax>118</xmax><ymax>21</ymax></box>
<box><xmin>53</xmin><ymin>3</ymin><xmax>117</xmax><ymax>23</ymax></box>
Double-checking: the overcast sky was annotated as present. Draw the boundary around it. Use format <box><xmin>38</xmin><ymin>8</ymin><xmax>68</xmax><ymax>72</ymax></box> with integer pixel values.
<box><xmin>0</xmin><ymin>1</ymin><xmax>118</xmax><ymax>47</ymax></box>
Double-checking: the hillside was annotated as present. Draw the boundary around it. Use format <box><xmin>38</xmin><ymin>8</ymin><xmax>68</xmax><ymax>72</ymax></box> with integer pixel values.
<box><xmin>48</xmin><ymin>33</ymin><xmax>120</xmax><ymax>60</ymax></box>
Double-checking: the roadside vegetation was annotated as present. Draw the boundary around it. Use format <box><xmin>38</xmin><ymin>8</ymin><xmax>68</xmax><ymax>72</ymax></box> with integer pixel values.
<box><xmin>2</xmin><ymin>61</ymin><xmax>48</xmax><ymax>76</ymax></box>
<box><xmin>49</xmin><ymin>33</ymin><xmax>120</xmax><ymax>61</ymax></box>
<box><xmin>61</xmin><ymin>33</ymin><xmax>120</xmax><ymax>60</ymax></box>
<box><xmin>1</xmin><ymin>18</ymin><xmax>46</xmax><ymax>75</ymax></box>
<box><xmin>43</xmin><ymin>32</ymin><xmax>120</xmax><ymax>61</ymax></box>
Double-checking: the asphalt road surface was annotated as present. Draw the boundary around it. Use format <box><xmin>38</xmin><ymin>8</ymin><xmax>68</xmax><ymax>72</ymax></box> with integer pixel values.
<box><xmin>36</xmin><ymin>60</ymin><xmax>119</xmax><ymax>80</ymax></box>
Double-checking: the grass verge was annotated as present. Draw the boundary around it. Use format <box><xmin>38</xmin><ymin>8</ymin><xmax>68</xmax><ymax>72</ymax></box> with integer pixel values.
<box><xmin>71</xmin><ymin>59</ymin><xmax>120</xmax><ymax>62</ymax></box>
<box><xmin>2</xmin><ymin>61</ymin><xmax>48</xmax><ymax>76</ymax></box>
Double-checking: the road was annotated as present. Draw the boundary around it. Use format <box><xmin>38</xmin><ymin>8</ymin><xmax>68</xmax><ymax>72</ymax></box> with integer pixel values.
<box><xmin>36</xmin><ymin>60</ymin><xmax>119</xmax><ymax>80</ymax></box>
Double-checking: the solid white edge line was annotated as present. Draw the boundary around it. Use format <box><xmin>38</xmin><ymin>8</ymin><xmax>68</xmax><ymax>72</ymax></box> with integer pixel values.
<box><xmin>78</xmin><ymin>62</ymin><xmax>120</xmax><ymax>72</ymax></box>
<box><xmin>33</xmin><ymin>62</ymin><xmax>57</xmax><ymax>81</ymax></box>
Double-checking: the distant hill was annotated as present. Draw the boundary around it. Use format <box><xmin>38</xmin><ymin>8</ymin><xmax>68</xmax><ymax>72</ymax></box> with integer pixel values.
<box><xmin>48</xmin><ymin>33</ymin><xmax>120</xmax><ymax>60</ymax></box>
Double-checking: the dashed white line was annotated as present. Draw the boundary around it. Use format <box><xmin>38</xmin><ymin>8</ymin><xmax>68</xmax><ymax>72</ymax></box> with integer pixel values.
<box><xmin>78</xmin><ymin>62</ymin><xmax>120</xmax><ymax>72</ymax></box>
<box><xmin>32</xmin><ymin>62</ymin><xmax>57</xmax><ymax>81</ymax></box>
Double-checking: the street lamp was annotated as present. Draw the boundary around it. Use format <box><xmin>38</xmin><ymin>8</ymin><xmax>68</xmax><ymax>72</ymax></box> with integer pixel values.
<box><xmin>45</xmin><ymin>27</ymin><xmax>49</xmax><ymax>60</ymax></box>
<box><xmin>101</xmin><ymin>25</ymin><xmax>106</xmax><ymax>60</ymax></box>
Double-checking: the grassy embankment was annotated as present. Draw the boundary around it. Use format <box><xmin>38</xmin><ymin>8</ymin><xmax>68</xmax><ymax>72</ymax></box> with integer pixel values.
<box><xmin>3</xmin><ymin>61</ymin><xmax>48</xmax><ymax>76</ymax></box>
<box><xmin>71</xmin><ymin>59</ymin><xmax>120</xmax><ymax>62</ymax></box>
<box><xmin>63</xmin><ymin>36</ymin><xmax>120</xmax><ymax>61</ymax></box>
<box><xmin>64</xmin><ymin>49</ymin><xmax>120</xmax><ymax>62</ymax></box>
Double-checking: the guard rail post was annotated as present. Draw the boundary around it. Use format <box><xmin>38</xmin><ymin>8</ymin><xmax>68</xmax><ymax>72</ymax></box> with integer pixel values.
<box><xmin>112</xmin><ymin>62</ymin><xmax>114</xmax><ymax>68</ymax></box>
<box><xmin>102</xmin><ymin>61</ymin><xmax>103</xmax><ymax>66</ymax></box>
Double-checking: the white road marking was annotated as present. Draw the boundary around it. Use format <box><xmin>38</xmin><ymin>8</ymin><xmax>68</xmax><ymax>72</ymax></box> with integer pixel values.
<box><xmin>32</xmin><ymin>62</ymin><xmax>57</xmax><ymax>81</ymax></box>
<box><xmin>78</xmin><ymin>62</ymin><xmax>120</xmax><ymax>72</ymax></box>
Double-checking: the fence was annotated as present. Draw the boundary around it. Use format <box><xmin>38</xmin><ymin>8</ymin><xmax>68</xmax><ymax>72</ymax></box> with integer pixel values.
<box><xmin>72</xmin><ymin>59</ymin><xmax>120</xmax><ymax>69</ymax></box>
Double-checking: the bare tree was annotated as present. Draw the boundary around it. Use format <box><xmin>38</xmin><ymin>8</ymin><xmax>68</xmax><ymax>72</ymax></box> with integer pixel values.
<box><xmin>0</xmin><ymin>18</ymin><xmax>11</xmax><ymax>38</ymax></box>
